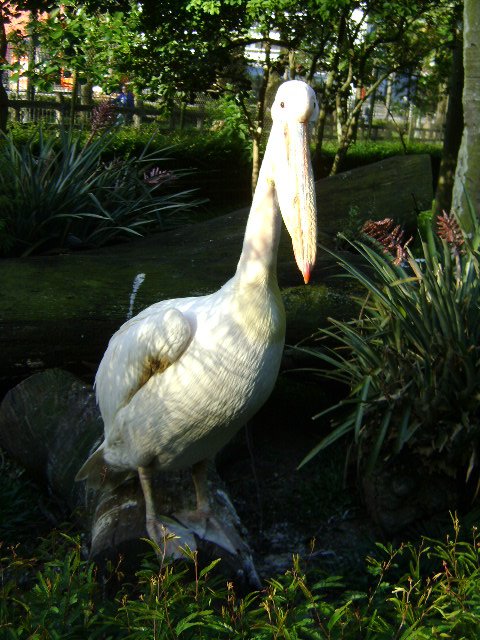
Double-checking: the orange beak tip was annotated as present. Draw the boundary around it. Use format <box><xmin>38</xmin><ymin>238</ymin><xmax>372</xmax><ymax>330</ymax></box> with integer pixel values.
<box><xmin>303</xmin><ymin>264</ymin><xmax>311</xmax><ymax>284</ymax></box>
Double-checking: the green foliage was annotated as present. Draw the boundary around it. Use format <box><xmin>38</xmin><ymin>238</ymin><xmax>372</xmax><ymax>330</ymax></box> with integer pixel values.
<box><xmin>317</xmin><ymin>139</ymin><xmax>442</xmax><ymax>174</ymax></box>
<box><xmin>0</xmin><ymin>123</ymin><xmax>442</xmax><ymax>255</ymax></box>
<box><xmin>0</xmin><ymin>454</ymin><xmax>53</xmax><ymax>546</ymax></box>
<box><xmin>299</xmin><ymin>205</ymin><xmax>480</xmax><ymax>478</ymax></box>
<box><xmin>205</xmin><ymin>92</ymin><xmax>251</xmax><ymax>147</ymax></box>
<box><xmin>5</xmin><ymin>121</ymin><xmax>252</xmax><ymax>174</ymax></box>
<box><xmin>7</xmin><ymin>1</ymin><xmax>141</xmax><ymax>93</ymax></box>
<box><xmin>2</xmin><ymin>516</ymin><xmax>480</xmax><ymax>638</ymax></box>
<box><xmin>1</xmin><ymin>533</ymin><xmax>111</xmax><ymax>639</ymax></box>
<box><xmin>0</xmin><ymin>127</ymin><xmax>199</xmax><ymax>257</ymax></box>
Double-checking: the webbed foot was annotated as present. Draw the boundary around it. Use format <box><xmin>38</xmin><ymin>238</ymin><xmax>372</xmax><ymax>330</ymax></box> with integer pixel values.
<box><xmin>174</xmin><ymin>509</ymin><xmax>242</xmax><ymax>556</ymax></box>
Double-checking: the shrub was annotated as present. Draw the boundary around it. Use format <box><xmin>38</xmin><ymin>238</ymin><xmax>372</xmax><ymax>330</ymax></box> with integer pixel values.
<box><xmin>316</xmin><ymin>139</ymin><xmax>442</xmax><ymax>177</ymax></box>
<box><xmin>2</xmin><ymin>518</ymin><xmax>480</xmax><ymax>638</ymax></box>
<box><xmin>0</xmin><ymin>127</ymin><xmax>200</xmax><ymax>257</ymax></box>
<box><xmin>299</xmin><ymin>206</ymin><xmax>480</xmax><ymax>479</ymax></box>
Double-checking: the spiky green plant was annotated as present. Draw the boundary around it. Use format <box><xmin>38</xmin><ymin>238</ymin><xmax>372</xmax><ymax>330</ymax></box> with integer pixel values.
<box><xmin>299</xmin><ymin>206</ymin><xmax>480</xmax><ymax>480</ymax></box>
<box><xmin>0</xmin><ymin>128</ymin><xmax>199</xmax><ymax>257</ymax></box>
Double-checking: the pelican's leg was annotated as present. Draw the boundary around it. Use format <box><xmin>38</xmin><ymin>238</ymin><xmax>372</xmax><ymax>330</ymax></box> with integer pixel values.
<box><xmin>138</xmin><ymin>465</ymin><xmax>197</xmax><ymax>556</ymax></box>
<box><xmin>138</xmin><ymin>465</ymin><xmax>158</xmax><ymax>529</ymax></box>
<box><xmin>174</xmin><ymin>459</ymin><xmax>239</xmax><ymax>556</ymax></box>
<box><xmin>192</xmin><ymin>459</ymin><xmax>211</xmax><ymax>514</ymax></box>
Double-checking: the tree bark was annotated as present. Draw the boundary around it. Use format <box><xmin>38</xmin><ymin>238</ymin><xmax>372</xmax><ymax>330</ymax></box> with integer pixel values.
<box><xmin>251</xmin><ymin>130</ymin><xmax>261</xmax><ymax>194</ymax></box>
<box><xmin>288</xmin><ymin>49</ymin><xmax>295</xmax><ymax>79</ymax></box>
<box><xmin>434</xmin><ymin>17</ymin><xmax>464</xmax><ymax>216</ymax></box>
<box><xmin>0</xmin><ymin>6</ymin><xmax>9</xmax><ymax>132</ymax></box>
<box><xmin>133</xmin><ymin>95</ymin><xmax>143</xmax><ymax>128</ymax></box>
<box><xmin>314</xmin><ymin>68</ymin><xmax>335</xmax><ymax>160</ymax></box>
<box><xmin>69</xmin><ymin>70</ymin><xmax>79</xmax><ymax>128</ymax></box>
<box><xmin>250</xmin><ymin>40</ymin><xmax>271</xmax><ymax>193</ymax></box>
<box><xmin>26</xmin><ymin>10</ymin><xmax>37</xmax><ymax>108</ymax></box>
<box><xmin>313</xmin><ymin>9</ymin><xmax>347</xmax><ymax>170</ymax></box>
<box><xmin>330</xmin><ymin>71</ymin><xmax>391</xmax><ymax>175</ymax></box>
<box><xmin>80</xmin><ymin>80</ymin><xmax>93</xmax><ymax>125</ymax></box>
<box><xmin>452</xmin><ymin>0</ymin><xmax>480</xmax><ymax>223</ymax></box>
<box><xmin>385</xmin><ymin>73</ymin><xmax>394</xmax><ymax>113</ymax></box>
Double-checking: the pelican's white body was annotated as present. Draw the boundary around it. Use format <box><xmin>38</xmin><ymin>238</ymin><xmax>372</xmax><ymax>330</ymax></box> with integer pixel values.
<box><xmin>77</xmin><ymin>80</ymin><xmax>318</xmax><ymax>487</ymax></box>
<box><xmin>96</xmin><ymin>275</ymin><xmax>285</xmax><ymax>473</ymax></box>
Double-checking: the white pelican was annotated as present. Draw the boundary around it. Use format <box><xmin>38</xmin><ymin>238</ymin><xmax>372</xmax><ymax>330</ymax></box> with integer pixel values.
<box><xmin>76</xmin><ymin>80</ymin><xmax>318</xmax><ymax>552</ymax></box>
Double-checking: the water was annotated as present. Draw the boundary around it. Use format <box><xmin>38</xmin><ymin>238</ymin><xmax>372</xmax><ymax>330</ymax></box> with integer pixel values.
<box><xmin>126</xmin><ymin>273</ymin><xmax>146</xmax><ymax>320</ymax></box>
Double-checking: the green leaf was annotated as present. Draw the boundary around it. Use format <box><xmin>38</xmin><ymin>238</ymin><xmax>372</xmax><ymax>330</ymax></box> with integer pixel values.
<box><xmin>199</xmin><ymin>558</ymin><xmax>221</xmax><ymax>577</ymax></box>
<box><xmin>327</xmin><ymin>601</ymin><xmax>351</xmax><ymax>630</ymax></box>
<box><xmin>298</xmin><ymin>415</ymin><xmax>355</xmax><ymax>469</ymax></box>
<box><xmin>367</xmin><ymin>407</ymin><xmax>393</xmax><ymax>474</ymax></box>
<box><xmin>395</xmin><ymin>404</ymin><xmax>412</xmax><ymax>453</ymax></box>
<box><xmin>354</xmin><ymin>375</ymin><xmax>371</xmax><ymax>443</ymax></box>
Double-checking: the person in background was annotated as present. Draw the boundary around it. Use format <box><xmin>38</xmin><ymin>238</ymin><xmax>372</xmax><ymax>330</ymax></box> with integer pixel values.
<box><xmin>114</xmin><ymin>85</ymin><xmax>134</xmax><ymax>123</ymax></box>
<box><xmin>125</xmin><ymin>87</ymin><xmax>134</xmax><ymax>123</ymax></box>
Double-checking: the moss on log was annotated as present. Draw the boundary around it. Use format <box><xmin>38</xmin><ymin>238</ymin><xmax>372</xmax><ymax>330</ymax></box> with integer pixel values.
<box><xmin>0</xmin><ymin>154</ymin><xmax>432</xmax><ymax>389</ymax></box>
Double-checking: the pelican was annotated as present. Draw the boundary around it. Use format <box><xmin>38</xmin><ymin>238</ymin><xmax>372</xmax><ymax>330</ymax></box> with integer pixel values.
<box><xmin>76</xmin><ymin>80</ymin><xmax>318</xmax><ymax>551</ymax></box>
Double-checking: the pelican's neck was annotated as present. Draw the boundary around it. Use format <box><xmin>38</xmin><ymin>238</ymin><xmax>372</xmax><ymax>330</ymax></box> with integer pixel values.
<box><xmin>235</xmin><ymin>140</ymin><xmax>281</xmax><ymax>287</ymax></box>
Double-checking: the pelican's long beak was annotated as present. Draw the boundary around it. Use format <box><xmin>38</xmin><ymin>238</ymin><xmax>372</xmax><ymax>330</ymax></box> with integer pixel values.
<box><xmin>273</xmin><ymin>105</ymin><xmax>318</xmax><ymax>284</ymax></box>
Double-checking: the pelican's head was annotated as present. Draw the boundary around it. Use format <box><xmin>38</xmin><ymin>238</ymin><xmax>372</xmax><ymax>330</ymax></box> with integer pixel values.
<box><xmin>270</xmin><ymin>80</ymin><xmax>318</xmax><ymax>283</ymax></box>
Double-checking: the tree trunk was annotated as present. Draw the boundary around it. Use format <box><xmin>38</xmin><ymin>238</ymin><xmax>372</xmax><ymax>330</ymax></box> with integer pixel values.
<box><xmin>330</xmin><ymin>70</ymin><xmax>392</xmax><ymax>175</ymax></box>
<box><xmin>434</xmin><ymin>84</ymin><xmax>448</xmax><ymax>128</ymax></box>
<box><xmin>80</xmin><ymin>81</ymin><xmax>93</xmax><ymax>127</ymax></box>
<box><xmin>250</xmin><ymin>40</ymin><xmax>270</xmax><ymax>193</ymax></box>
<box><xmin>366</xmin><ymin>70</ymin><xmax>380</xmax><ymax>140</ymax></box>
<box><xmin>452</xmin><ymin>0</ymin><xmax>480</xmax><ymax>224</ymax></box>
<box><xmin>0</xmin><ymin>6</ymin><xmax>9</xmax><ymax>132</ymax></box>
<box><xmin>385</xmin><ymin>73</ymin><xmax>394</xmax><ymax>113</ymax></box>
<box><xmin>179</xmin><ymin>99</ymin><xmax>187</xmax><ymax>130</ymax></box>
<box><xmin>288</xmin><ymin>49</ymin><xmax>296</xmax><ymax>79</ymax></box>
<box><xmin>313</xmin><ymin>10</ymin><xmax>347</xmax><ymax>170</ymax></box>
<box><xmin>434</xmin><ymin>18</ymin><xmax>464</xmax><ymax>216</ymax></box>
<box><xmin>251</xmin><ymin>131</ymin><xmax>262</xmax><ymax>194</ymax></box>
<box><xmin>69</xmin><ymin>71</ymin><xmax>79</xmax><ymax>128</ymax></box>
<box><xmin>80</xmin><ymin>81</ymin><xmax>93</xmax><ymax>125</ymax></box>
<box><xmin>330</xmin><ymin>110</ymin><xmax>361</xmax><ymax>176</ymax></box>
<box><xmin>26</xmin><ymin>10</ymin><xmax>38</xmax><ymax>109</ymax></box>
<box><xmin>314</xmin><ymin>69</ymin><xmax>335</xmax><ymax>160</ymax></box>
<box><xmin>133</xmin><ymin>95</ymin><xmax>143</xmax><ymax>128</ymax></box>
<box><xmin>335</xmin><ymin>94</ymin><xmax>345</xmax><ymax>143</ymax></box>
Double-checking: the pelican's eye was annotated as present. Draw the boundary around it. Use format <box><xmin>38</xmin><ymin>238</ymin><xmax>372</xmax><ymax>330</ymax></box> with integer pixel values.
<box><xmin>280</xmin><ymin>101</ymin><xmax>285</xmax><ymax>108</ymax></box>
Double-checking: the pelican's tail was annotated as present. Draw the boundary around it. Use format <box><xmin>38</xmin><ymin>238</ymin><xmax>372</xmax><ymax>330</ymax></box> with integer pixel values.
<box><xmin>75</xmin><ymin>444</ymin><xmax>133</xmax><ymax>491</ymax></box>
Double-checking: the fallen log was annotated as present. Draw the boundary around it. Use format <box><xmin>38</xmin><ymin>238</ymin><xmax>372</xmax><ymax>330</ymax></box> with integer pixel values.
<box><xmin>0</xmin><ymin>368</ymin><xmax>260</xmax><ymax>587</ymax></box>
<box><xmin>0</xmin><ymin>154</ymin><xmax>432</xmax><ymax>389</ymax></box>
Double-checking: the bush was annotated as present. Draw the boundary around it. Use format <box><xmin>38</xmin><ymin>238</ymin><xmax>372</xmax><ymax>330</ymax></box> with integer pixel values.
<box><xmin>316</xmin><ymin>139</ymin><xmax>442</xmax><ymax>177</ymax></box>
<box><xmin>0</xmin><ymin>127</ymin><xmax>200</xmax><ymax>257</ymax></box>
<box><xmin>299</xmin><ymin>206</ymin><xmax>480</xmax><ymax>479</ymax></box>
<box><xmin>2</xmin><ymin>517</ymin><xmax>480</xmax><ymax>638</ymax></box>
<box><xmin>6</xmin><ymin>122</ymin><xmax>254</xmax><ymax>219</ymax></box>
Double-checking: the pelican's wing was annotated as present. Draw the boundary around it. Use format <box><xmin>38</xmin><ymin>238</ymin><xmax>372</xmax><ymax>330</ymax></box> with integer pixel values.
<box><xmin>95</xmin><ymin>307</ymin><xmax>192</xmax><ymax>426</ymax></box>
